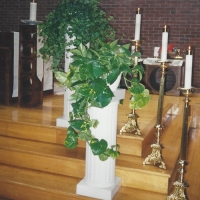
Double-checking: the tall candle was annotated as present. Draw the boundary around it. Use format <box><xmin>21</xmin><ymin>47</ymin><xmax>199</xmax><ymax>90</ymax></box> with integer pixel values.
<box><xmin>30</xmin><ymin>0</ymin><xmax>37</xmax><ymax>21</ymax></box>
<box><xmin>184</xmin><ymin>46</ymin><xmax>193</xmax><ymax>89</ymax></box>
<box><xmin>134</xmin><ymin>8</ymin><xmax>141</xmax><ymax>41</ymax></box>
<box><xmin>161</xmin><ymin>25</ymin><xmax>168</xmax><ymax>62</ymax></box>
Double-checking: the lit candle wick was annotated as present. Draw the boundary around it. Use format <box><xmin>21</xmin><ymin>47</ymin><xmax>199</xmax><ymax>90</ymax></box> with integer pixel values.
<box><xmin>137</xmin><ymin>8</ymin><xmax>141</xmax><ymax>14</ymax></box>
<box><xmin>187</xmin><ymin>46</ymin><xmax>192</xmax><ymax>55</ymax></box>
<box><xmin>163</xmin><ymin>25</ymin><xmax>167</xmax><ymax>32</ymax></box>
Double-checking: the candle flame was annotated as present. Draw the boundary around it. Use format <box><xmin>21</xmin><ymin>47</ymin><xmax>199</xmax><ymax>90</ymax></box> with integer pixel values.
<box><xmin>187</xmin><ymin>46</ymin><xmax>192</xmax><ymax>55</ymax></box>
<box><xmin>136</xmin><ymin>7</ymin><xmax>141</xmax><ymax>14</ymax></box>
<box><xmin>163</xmin><ymin>25</ymin><xmax>167</xmax><ymax>32</ymax></box>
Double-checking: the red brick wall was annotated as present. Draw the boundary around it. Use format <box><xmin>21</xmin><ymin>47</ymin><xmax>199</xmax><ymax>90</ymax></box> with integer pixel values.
<box><xmin>100</xmin><ymin>0</ymin><xmax>200</xmax><ymax>89</ymax></box>
<box><xmin>0</xmin><ymin>0</ymin><xmax>200</xmax><ymax>88</ymax></box>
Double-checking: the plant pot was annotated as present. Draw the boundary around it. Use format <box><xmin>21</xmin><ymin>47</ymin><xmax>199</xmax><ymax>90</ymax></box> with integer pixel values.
<box><xmin>108</xmin><ymin>73</ymin><xmax>122</xmax><ymax>91</ymax></box>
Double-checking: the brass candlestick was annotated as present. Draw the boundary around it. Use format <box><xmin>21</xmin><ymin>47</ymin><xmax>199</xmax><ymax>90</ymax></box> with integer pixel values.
<box><xmin>120</xmin><ymin>109</ymin><xmax>141</xmax><ymax>135</ymax></box>
<box><xmin>131</xmin><ymin>40</ymin><xmax>141</xmax><ymax>53</ymax></box>
<box><xmin>120</xmin><ymin>40</ymin><xmax>141</xmax><ymax>135</ymax></box>
<box><xmin>175</xmin><ymin>48</ymin><xmax>183</xmax><ymax>60</ymax></box>
<box><xmin>167</xmin><ymin>87</ymin><xmax>195</xmax><ymax>200</ymax></box>
<box><xmin>143</xmin><ymin>61</ymin><xmax>171</xmax><ymax>169</ymax></box>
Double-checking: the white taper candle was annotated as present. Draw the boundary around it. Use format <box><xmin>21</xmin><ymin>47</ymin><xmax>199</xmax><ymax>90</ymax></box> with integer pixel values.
<box><xmin>30</xmin><ymin>0</ymin><xmax>37</xmax><ymax>21</ymax></box>
<box><xmin>161</xmin><ymin>25</ymin><xmax>168</xmax><ymax>62</ymax></box>
<box><xmin>134</xmin><ymin>8</ymin><xmax>141</xmax><ymax>41</ymax></box>
<box><xmin>184</xmin><ymin>46</ymin><xmax>193</xmax><ymax>89</ymax></box>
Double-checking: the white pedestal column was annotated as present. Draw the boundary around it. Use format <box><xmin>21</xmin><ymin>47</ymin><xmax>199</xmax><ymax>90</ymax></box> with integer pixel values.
<box><xmin>56</xmin><ymin>88</ymin><xmax>73</xmax><ymax>127</ymax></box>
<box><xmin>56</xmin><ymin>34</ymin><xmax>75</xmax><ymax>128</ymax></box>
<box><xmin>76</xmin><ymin>89</ymin><xmax>125</xmax><ymax>200</ymax></box>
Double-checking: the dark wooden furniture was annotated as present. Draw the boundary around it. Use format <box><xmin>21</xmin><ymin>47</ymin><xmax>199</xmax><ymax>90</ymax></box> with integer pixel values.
<box><xmin>142</xmin><ymin>63</ymin><xmax>184</xmax><ymax>96</ymax></box>
<box><xmin>0</xmin><ymin>31</ymin><xmax>18</xmax><ymax>105</ymax></box>
<box><xmin>19</xmin><ymin>24</ymin><xmax>43</xmax><ymax>107</ymax></box>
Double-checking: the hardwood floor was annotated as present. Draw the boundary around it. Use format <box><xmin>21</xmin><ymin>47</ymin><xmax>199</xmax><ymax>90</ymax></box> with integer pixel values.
<box><xmin>0</xmin><ymin>90</ymin><xmax>200</xmax><ymax>199</ymax></box>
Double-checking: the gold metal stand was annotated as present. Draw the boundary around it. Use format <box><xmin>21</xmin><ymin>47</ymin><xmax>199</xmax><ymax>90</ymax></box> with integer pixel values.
<box><xmin>167</xmin><ymin>87</ymin><xmax>195</xmax><ymax>200</ymax></box>
<box><xmin>120</xmin><ymin>40</ymin><xmax>141</xmax><ymax>135</ymax></box>
<box><xmin>143</xmin><ymin>61</ymin><xmax>171</xmax><ymax>169</ymax></box>
<box><xmin>131</xmin><ymin>39</ymin><xmax>141</xmax><ymax>53</ymax></box>
<box><xmin>167</xmin><ymin>160</ymin><xmax>188</xmax><ymax>200</ymax></box>
<box><xmin>175</xmin><ymin>49</ymin><xmax>183</xmax><ymax>60</ymax></box>
<box><xmin>120</xmin><ymin>109</ymin><xmax>141</xmax><ymax>135</ymax></box>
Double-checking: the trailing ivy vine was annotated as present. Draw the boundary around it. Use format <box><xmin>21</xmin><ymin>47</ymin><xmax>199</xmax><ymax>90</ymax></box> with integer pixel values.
<box><xmin>54</xmin><ymin>40</ymin><xmax>150</xmax><ymax>161</ymax></box>
<box><xmin>38</xmin><ymin>0</ymin><xmax>115</xmax><ymax>69</ymax></box>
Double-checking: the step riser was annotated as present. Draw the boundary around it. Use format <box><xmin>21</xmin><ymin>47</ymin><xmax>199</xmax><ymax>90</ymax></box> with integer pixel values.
<box><xmin>0</xmin><ymin>120</ymin><xmax>86</xmax><ymax>148</ymax></box>
<box><xmin>0</xmin><ymin>149</ymin><xmax>85</xmax><ymax>179</ymax></box>
<box><xmin>0</xmin><ymin>120</ymin><xmax>144</xmax><ymax>156</ymax></box>
<box><xmin>0</xmin><ymin>181</ymin><xmax>89</xmax><ymax>200</ymax></box>
<box><xmin>0</xmin><ymin>147</ymin><xmax>169</xmax><ymax>193</ymax></box>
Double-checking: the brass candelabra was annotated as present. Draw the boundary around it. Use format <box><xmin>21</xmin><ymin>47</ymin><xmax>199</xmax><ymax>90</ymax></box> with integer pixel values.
<box><xmin>120</xmin><ymin>40</ymin><xmax>141</xmax><ymax>135</ymax></box>
<box><xmin>167</xmin><ymin>87</ymin><xmax>195</xmax><ymax>200</ymax></box>
<box><xmin>143</xmin><ymin>61</ymin><xmax>171</xmax><ymax>169</ymax></box>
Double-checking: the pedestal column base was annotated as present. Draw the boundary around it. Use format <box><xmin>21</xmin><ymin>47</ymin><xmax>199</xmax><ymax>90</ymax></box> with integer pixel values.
<box><xmin>76</xmin><ymin>177</ymin><xmax>121</xmax><ymax>200</ymax></box>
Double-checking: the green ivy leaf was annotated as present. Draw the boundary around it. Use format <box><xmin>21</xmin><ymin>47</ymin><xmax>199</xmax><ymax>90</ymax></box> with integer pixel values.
<box><xmin>64</xmin><ymin>127</ymin><xmax>78</xmax><ymax>149</ymax></box>
<box><xmin>90</xmin><ymin>78</ymin><xmax>107</xmax><ymax>95</ymax></box>
<box><xmin>90</xmin><ymin>138</ymin><xmax>108</xmax><ymax>155</ymax></box>
<box><xmin>109</xmin><ymin>39</ymin><xmax>118</xmax><ymax>48</ymax></box>
<box><xmin>54</xmin><ymin>71</ymin><xmax>68</xmax><ymax>84</ymax></box>
<box><xmin>70</xmin><ymin>49</ymin><xmax>82</xmax><ymax>56</ymax></box>
<box><xmin>77</xmin><ymin>85</ymin><xmax>92</xmax><ymax>96</ymax></box>
<box><xmin>120</xmin><ymin>64</ymin><xmax>132</xmax><ymax>74</ymax></box>
<box><xmin>132</xmin><ymin>51</ymin><xmax>141</xmax><ymax>57</ymax></box>
<box><xmin>69</xmin><ymin>120</ymin><xmax>89</xmax><ymax>132</ymax></box>
<box><xmin>129</xmin><ymin>83</ymin><xmax>145</xmax><ymax>94</ymax></box>
<box><xmin>106</xmin><ymin>149</ymin><xmax>120</xmax><ymax>159</ymax></box>
<box><xmin>90</xmin><ymin>119</ymin><xmax>99</xmax><ymax>128</ymax></box>
<box><xmin>78</xmin><ymin>129</ymin><xmax>93</xmax><ymax>141</ymax></box>
<box><xmin>122</xmin><ymin>43</ymin><xmax>131</xmax><ymax>50</ymax></box>
<box><xmin>91</xmin><ymin>87</ymin><xmax>114</xmax><ymax>108</ymax></box>
<box><xmin>107</xmin><ymin>68</ymin><xmax>120</xmax><ymax>85</ymax></box>
<box><xmin>90</xmin><ymin>61</ymin><xmax>104</xmax><ymax>78</ymax></box>
<box><xmin>130</xmin><ymin>89</ymin><xmax>151</xmax><ymax>109</ymax></box>
<box><xmin>99</xmin><ymin>153</ymin><xmax>109</xmax><ymax>161</ymax></box>
<box><xmin>78</xmin><ymin>43</ymin><xmax>88</xmax><ymax>57</ymax></box>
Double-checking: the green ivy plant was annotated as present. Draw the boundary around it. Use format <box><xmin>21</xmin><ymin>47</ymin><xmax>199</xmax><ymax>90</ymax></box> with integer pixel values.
<box><xmin>38</xmin><ymin>0</ymin><xmax>115</xmax><ymax>69</ymax></box>
<box><xmin>127</xmin><ymin>51</ymin><xmax>151</xmax><ymax>110</ymax></box>
<box><xmin>54</xmin><ymin>39</ymin><xmax>150</xmax><ymax>161</ymax></box>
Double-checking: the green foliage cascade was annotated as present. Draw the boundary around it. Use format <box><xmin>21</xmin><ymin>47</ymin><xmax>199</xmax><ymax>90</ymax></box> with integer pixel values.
<box><xmin>38</xmin><ymin>0</ymin><xmax>115</xmax><ymax>69</ymax></box>
<box><xmin>55</xmin><ymin>40</ymin><xmax>151</xmax><ymax>161</ymax></box>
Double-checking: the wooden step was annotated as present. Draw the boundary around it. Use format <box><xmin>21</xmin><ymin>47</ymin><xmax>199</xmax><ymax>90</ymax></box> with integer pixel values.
<box><xmin>0</xmin><ymin>102</ymin><xmax>176</xmax><ymax>158</ymax></box>
<box><xmin>117</xmin><ymin>103</ymin><xmax>178</xmax><ymax>157</ymax></box>
<box><xmin>0</xmin><ymin>128</ymin><xmax>197</xmax><ymax>200</ymax></box>
<box><xmin>0</xmin><ymin>164</ymin><xmax>167</xmax><ymax>200</ymax></box>
<box><xmin>0</xmin><ymin>134</ymin><xmax>171</xmax><ymax>194</ymax></box>
<box><xmin>0</xmin><ymin>116</ymin><xmax>183</xmax><ymax>194</ymax></box>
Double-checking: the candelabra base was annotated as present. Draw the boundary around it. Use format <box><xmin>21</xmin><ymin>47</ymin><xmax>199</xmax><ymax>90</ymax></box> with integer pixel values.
<box><xmin>120</xmin><ymin>110</ymin><xmax>141</xmax><ymax>135</ymax></box>
<box><xmin>166</xmin><ymin>180</ymin><xmax>188</xmax><ymax>200</ymax></box>
<box><xmin>143</xmin><ymin>143</ymin><xmax>166</xmax><ymax>169</ymax></box>
<box><xmin>143</xmin><ymin>125</ymin><xmax>166</xmax><ymax>169</ymax></box>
